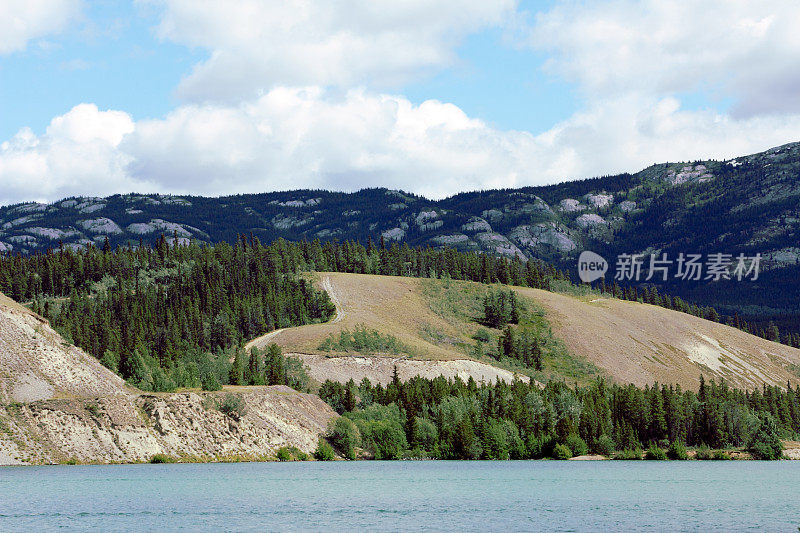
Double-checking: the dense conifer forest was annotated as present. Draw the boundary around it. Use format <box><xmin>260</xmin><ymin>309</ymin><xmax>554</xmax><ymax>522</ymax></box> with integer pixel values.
<box><xmin>319</xmin><ymin>374</ymin><xmax>791</xmax><ymax>460</ymax></box>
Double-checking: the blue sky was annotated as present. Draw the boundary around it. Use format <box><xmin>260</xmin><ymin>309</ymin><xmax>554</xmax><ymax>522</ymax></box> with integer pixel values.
<box><xmin>1</xmin><ymin>1</ymin><xmax>799</xmax><ymax>205</ymax></box>
<box><xmin>0</xmin><ymin>2</ymin><xmax>201</xmax><ymax>139</ymax></box>
<box><xmin>404</xmin><ymin>27</ymin><xmax>578</xmax><ymax>133</ymax></box>
<box><xmin>1</xmin><ymin>1</ymin><xmax>573</xmax><ymax>139</ymax></box>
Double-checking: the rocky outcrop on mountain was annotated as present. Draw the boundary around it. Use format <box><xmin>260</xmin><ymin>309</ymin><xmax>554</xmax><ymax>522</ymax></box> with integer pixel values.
<box><xmin>665</xmin><ymin>164</ymin><xmax>714</xmax><ymax>185</ymax></box>
<box><xmin>78</xmin><ymin>217</ymin><xmax>123</xmax><ymax>235</ymax></box>
<box><xmin>575</xmin><ymin>213</ymin><xmax>606</xmax><ymax>229</ymax></box>
<box><xmin>459</xmin><ymin>217</ymin><xmax>490</xmax><ymax>233</ymax></box>
<box><xmin>431</xmin><ymin>234</ymin><xmax>471</xmax><ymax>246</ymax></box>
<box><xmin>381</xmin><ymin>227</ymin><xmax>406</xmax><ymax>241</ymax></box>
<box><xmin>474</xmin><ymin>232</ymin><xmax>525</xmax><ymax>259</ymax></box>
<box><xmin>558</xmin><ymin>198</ymin><xmax>586</xmax><ymax>212</ymax></box>
<box><xmin>584</xmin><ymin>193</ymin><xmax>613</xmax><ymax>208</ymax></box>
<box><xmin>509</xmin><ymin>223</ymin><xmax>577</xmax><ymax>253</ymax></box>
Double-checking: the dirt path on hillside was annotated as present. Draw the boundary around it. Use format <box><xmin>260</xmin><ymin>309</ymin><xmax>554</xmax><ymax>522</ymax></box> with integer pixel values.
<box><xmin>322</xmin><ymin>276</ymin><xmax>345</xmax><ymax>323</ymax></box>
<box><xmin>244</xmin><ymin>328</ymin><xmax>286</xmax><ymax>351</ymax></box>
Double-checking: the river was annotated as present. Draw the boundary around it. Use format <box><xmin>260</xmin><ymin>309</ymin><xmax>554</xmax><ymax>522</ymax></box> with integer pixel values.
<box><xmin>1</xmin><ymin>460</ymin><xmax>798</xmax><ymax>531</ymax></box>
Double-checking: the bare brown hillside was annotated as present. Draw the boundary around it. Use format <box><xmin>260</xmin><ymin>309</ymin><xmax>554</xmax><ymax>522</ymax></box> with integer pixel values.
<box><xmin>520</xmin><ymin>287</ymin><xmax>800</xmax><ymax>390</ymax></box>
<box><xmin>249</xmin><ymin>273</ymin><xmax>800</xmax><ymax>391</ymax></box>
<box><xmin>249</xmin><ymin>272</ymin><xmax>462</xmax><ymax>359</ymax></box>
<box><xmin>247</xmin><ymin>272</ymin><xmax>528</xmax><ymax>384</ymax></box>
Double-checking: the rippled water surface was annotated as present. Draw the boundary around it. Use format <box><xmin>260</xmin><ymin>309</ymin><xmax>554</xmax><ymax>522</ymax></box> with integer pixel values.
<box><xmin>1</xmin><ymin>460</ymin><xmax>798</xmax><ymax>531</ymax></box>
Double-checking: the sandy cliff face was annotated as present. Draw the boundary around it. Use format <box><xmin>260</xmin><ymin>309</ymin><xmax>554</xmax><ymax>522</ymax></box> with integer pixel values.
<box><xmin>0</xmin><ymin>293</ymin><xmax>337</xmax><ymax>465</ymax></box>
<box><xmin>0</xmin><ymin>387</ymin><xmax>336</xmax><ymax>465</ymax></box>
<box><xmin>0</xmin><ymin>292</ymin><xmax>127</xmax><ymax>403</ymax></box>
<box><xmin>293</xmin><ymin>353</ymin><xmax>529</xmax><ymax>386</ymax></box>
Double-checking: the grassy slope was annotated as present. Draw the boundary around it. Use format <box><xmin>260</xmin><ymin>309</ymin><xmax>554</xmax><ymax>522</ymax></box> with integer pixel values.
<box><xmin>251</xmin><ymin>272</ymin><xmax>800</xmax><ymax>390</ymax></box>
<box><xmin>418</xmin><ymin>277</ymin><xmax>602</xmax><ymax>384</ymax></box>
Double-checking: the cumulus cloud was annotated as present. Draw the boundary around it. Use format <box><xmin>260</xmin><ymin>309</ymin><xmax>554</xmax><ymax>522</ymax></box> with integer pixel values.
<box><xmin>0</xmin><ymin>104</ymin><xmax>147</xmax><ymax>205</ymax></box>
<box><xmin>121</xmin><ymin>88</ymin><xmax>536</xmax><ymax>198</ymax></box>
<box><xmin>528</xmin><ymin>0</ymin><xmax>800</xmax><ymax>117</ymax></box>
<box><xmin>144</xmin><ymin>0</ymin><xmax>515</xmax><ymax>102</ymax></box>
<box><xmin>0</xmin><ymin>0</ymin><xmax>82</xmax><ymax>54</ymax></box>
<box><xmin>535</xmin><ymin>95</ymin><xmax>800</xmax><ymax>179</ymax></box>
<box><xmin>5</xmin><ymin>91</ymin><xmax>800</xmax><ymax>206</ymax></box>
<box><xmin>4</xmin><ymin>1</ymin><xmax>800</xmax><ymax>206</ymax></box>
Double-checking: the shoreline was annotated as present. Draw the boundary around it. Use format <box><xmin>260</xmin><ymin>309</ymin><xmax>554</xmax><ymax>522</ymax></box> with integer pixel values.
<box><xmin>6</xmin><ymin>449</ymin><xmax>800</xmax><ymax>467</ymax></box>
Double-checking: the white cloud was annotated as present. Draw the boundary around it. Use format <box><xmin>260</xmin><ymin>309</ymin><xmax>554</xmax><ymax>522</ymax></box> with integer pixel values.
<box><xmin>5</xmin><ymin>91</ymin><xmax>800</xmax><ymax>206</ymax></box>
<box><xmin>0</xmin><ymin>0</ymin><xmax>82</xmax><ymax>54</ymax></box>
<box><xmin>122</xmin><ymin>88</ymin><xmax>535</xmax><ymax>198</ymax></box>
<box><xmin>528</xmin><ymin>0</ymin><xmax>800</xmax><ymax>117</ymax></box>
<box><xmin>0</xmin><ymin>104</ymin><xmax>145</xmax><ymax>205</ymax></box>
<box><xmin>4</xmin><ymin>2</ymin><xmax>800</xmax><ymax>206</ymax></box>
<box><xmin>534</xmin><ymin>95</ymin><xmax>800</xmax><ymax>180</ymax></box>
<box><xmin>143</xmin><ymin>0</ymin><xmax>515</xmax><ymax>102</ymax></box>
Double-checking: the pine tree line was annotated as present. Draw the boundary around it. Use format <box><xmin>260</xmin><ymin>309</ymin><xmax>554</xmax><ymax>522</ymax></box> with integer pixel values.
<box><xmin>0</xmin><ymin>236</ymin><xmax>335</xmax><ymax>390</ymax></box>
<box><xmin>320</xmin><ymin>374</ymin><xmax>793</xmax><ymax>460</ymax></box>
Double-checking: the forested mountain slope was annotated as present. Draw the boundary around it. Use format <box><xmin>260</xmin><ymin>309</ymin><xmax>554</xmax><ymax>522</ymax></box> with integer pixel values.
<box><xmin>2</xmin><ymin>142</ymin><xmax>798</xmax><ymax>332</ymax></box>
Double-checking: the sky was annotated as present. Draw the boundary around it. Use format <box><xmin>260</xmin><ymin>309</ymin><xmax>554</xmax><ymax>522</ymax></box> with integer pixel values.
<box><xmin>2</xmin><ymin>0</ymin><xmax>800</xmax><ymax>206</ymax></box>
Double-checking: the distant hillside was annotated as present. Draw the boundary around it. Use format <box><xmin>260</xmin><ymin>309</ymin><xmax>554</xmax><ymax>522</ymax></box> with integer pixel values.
<box><xmin>251</xmin><ymin>272</ymin><xmax>800</xmax><ymax>391</ymax></box>
<box><xmin>247</xmin><ymin>273</ymin><xmax>536</xmax><ymax>386</ymax></box>
<box><xmin>521</xmin><ymin>285</ymin><xmax>800</xmax><ymax>390</ymax></box>
<box><xmin>2</xmin><ymin>141</ymin><xmax>799</xmax><ymax>331</ymax></box>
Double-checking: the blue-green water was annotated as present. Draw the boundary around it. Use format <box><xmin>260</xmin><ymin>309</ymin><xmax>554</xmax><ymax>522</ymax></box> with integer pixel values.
<box><xmin>1</xmin><ymin>461</ymin><xmax>798</xmax><ymax>532</ymax></box>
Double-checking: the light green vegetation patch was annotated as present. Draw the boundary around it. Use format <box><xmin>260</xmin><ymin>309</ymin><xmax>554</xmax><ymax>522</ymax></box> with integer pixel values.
<box><xmin>420</xmin><ymin>277</ymin><xmax>603</xmax><ymax>384</ymax></box>
<box><xmin>319</xmin><ymin>324</ymin><xmax>414</xmax><ymax>356</ymax></box>
<box><xmin>420</xmin><ymin>277</ymin><xmax>485</xmax><ymax>330</ymax></box>
<box><xmin>548</xmin><ymin>279</ymin><xmax>603</xmax><ymax>301</ymax></box>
